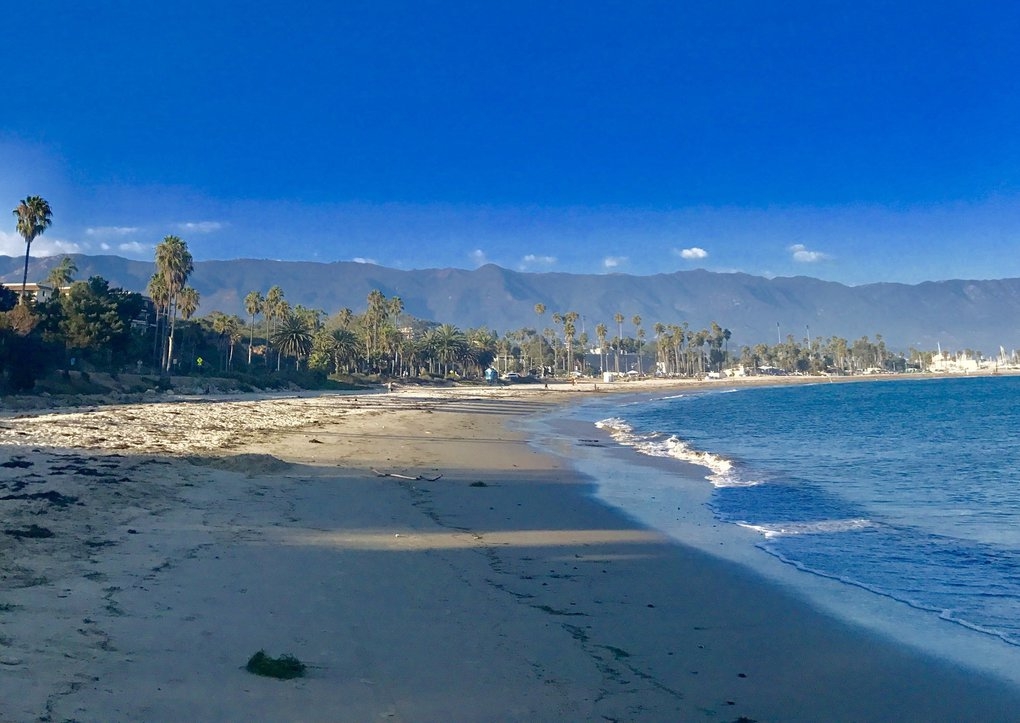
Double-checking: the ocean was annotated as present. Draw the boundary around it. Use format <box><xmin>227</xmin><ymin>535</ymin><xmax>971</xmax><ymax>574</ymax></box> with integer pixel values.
<box><xmin>532</xmin><ymin>375</ymin><xmax>1020</xmax><ymax>684</ymax></box>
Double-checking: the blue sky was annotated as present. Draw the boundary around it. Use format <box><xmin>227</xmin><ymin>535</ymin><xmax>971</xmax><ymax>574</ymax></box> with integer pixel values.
<box><xmin>2</xmin><ymin>1</ymin><xmax>1019</xmax><ymax>285</ymax></box>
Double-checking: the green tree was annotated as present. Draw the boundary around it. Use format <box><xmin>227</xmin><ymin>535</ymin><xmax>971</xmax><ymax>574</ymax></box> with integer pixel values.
<box><xmin>178</xmin><ymin>287</ymin><xmax>200</xmax><ymax>320</ymax></box>
<box><xmin>45</xmin><ymin>256</ymin><xmax>77</xmax><ymax>292</ymax></box>
<box><xmin>427</xmin><ymin>323</ymin><xmax>467</xmax><ymax>376</ymax></box>
<box><xmin>244</xmin><ymin>290</ymin><xmax>264</xmax><ymax>365</ymax></box>
<box><xmin>613</xmin><ymin>312</ymin><xmax>624</xmax><ymax>372</ymax></box>
<box><xmin>468</xmin><ymin>327</ymin><xmax>498</xmax><ymax>375</ymax></box>
<box><xmin>12</xmin><ymin>196</ymin><xmax>53</xmax><ymax>302</ymax></box>
<box><xmin>154</xmin><ymin>235</ymin><xmax>193</xmax><ymax>372</ymax></box>
<box><xmin>272</xmin><ymin>311</ymin><xmax>314</xmax><ymax>370</ymax></box>
<box><xmin>209</xmin><ymin>311</ymin><xmax>243</xmax><ymax>370</ymax></box>
<box><xmin>632</xmin><ymin>315</ymin><xmax>643</xmax><ymax>375</ymax></box>
<box><xmin>59</xmin><ymin>277</ymin><xmax>145</xmax><ymax>369</ymax></box>
<box><xmin>312</xmin><ymin>326</ymin><xmax>360</xmax><ymax>374</ymax></box>
<box><xmin>564</xmin><ymin>311</ymin><xmax>579</xmax><ymax>374</ymax></box>
<box><xmin>0</xmin><ymin>286</ymin><xmax>19</xmax><ymax>312</ymax></box>
<box><xmin>263</xmin><ymin>286</ymin><xmax>285</xmax><ymax>369</ymax></box>
<box><xmin>595</xmin><ymin>322</ymin><xmax>608</xmax><ymax>374</ymax></box>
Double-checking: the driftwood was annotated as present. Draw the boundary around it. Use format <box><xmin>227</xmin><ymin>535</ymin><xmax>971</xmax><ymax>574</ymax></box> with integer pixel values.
<box><xmin>371</xmin><ymin>468</ymin><xmax>443</xmax><ymax>482</ymax></box>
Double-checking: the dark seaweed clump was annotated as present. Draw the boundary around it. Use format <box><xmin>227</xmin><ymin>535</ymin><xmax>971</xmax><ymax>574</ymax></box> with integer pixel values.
<box><xmin>245</xmin><ymin>650</ymin><xmax>306</xmax><ymax>679</ymax></box>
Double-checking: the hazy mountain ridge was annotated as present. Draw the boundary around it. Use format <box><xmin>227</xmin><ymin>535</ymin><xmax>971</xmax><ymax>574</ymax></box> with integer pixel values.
<box><xmin>3</xmin><ymin>255</ymin><xmax>1019</xmax><ymax>353</ymax></box>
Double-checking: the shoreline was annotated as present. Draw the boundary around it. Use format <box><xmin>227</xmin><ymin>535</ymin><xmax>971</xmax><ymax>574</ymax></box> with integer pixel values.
<box><xmin>527</xmin><ymin>389</ymin><xmax>1020</xmax><ymax>690</ymax></box>
<box><xmin>2</xmin><ymin>384</ymin><xmax>1019</xmax><ymax>720</ymax></box>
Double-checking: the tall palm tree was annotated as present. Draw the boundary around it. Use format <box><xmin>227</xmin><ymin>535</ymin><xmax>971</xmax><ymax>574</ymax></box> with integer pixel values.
<box><xmin>595</xmin><ymin>322</ymin><xmax>608</xmax><ymax>374</ymax></box>
<box><xmin>613</xmin><ymin>312</ymin><xmax>624</xmax><ymax>372</ymax></box>
<box><xmin>177</xmin><ymin>287</ymin><xmax>200</xmax><ymax>320</ymax></box>
<box><xmin>13</xmin><ymin>196</ymin><xmax>53</xmax><ymax>302</ymax></box>
<box><xmin>263</xmin><ymin>286</ymin><xmax>284</xmax><ymax>368</ymax></box>
<box><xmin>388</xmin><ymin>296</ymin><xmax>404</xmax><ymax>327</ymax></box>
<box><xmin>632</xmin><ymin>315</ymin><xmax>643</xmax><ymax>374</ymax></box>
<box><xmin>244</xmin><ymin>290</ymin><xmax>264</xmax><ymax>365</ymax></box>
<box><xmin>154</xmin><ymin>235</ymin><xmax>194</xmax><ymax>373</ymax></box>
<box><xmin>147</xmin><ymin>273</ymin><xmax>170</xmax><ymax>369</ymax></box>
<box><xmin>364</xmin><ymin>289</ymin><xmax>387</xmax><ymax>367</ymax></box>
<box><xmin>564</xmin><ymin>311</ymin><xmax>579</xmax><ymax>374</ymax></box>
<box><xmin>210</xmin><ymin>312</ymin><xmax>242</xmax><ymax>370</ymax></box>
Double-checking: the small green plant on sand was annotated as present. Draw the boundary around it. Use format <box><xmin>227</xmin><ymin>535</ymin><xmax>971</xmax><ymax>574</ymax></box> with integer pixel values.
<box><xmin>245</xmin><ymin>650</ymin><xmax>306</xmax><ymax>680</ymax></box>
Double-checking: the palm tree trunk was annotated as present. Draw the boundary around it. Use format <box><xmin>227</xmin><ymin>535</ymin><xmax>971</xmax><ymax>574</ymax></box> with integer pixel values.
<box><xmin>248</xmin><ymin>314</ymin><xmax>255</xmax><ymax>365</ymax></box>
<box><xmin>165</xmin><ymin>299</ymin><xmax>179</xmax><ymax>375</ymax></box>
<box><xmin>20</xmin><ymin>241</ymin><xmax>32</xmax><ymax>303</ymax></box>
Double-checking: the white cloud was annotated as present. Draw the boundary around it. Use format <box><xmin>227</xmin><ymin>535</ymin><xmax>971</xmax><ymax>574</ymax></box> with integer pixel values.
<box><xmin>603</xmin><ymin>256</ymin><xmax>628</xmax><ymax>269</ymax></box>
<box><xmin>86</xmin><ymin>226</ymin><xmax>139</xmax><ymax>237</ymax></box>
<box><xmin>176</xmin><ymin>221</ymin><xmax>224</xmax><ymax>234</ymax></box>
<box><xmin>677</xmin><ymin>246</ymin><xmax>708</xmax><ymax>260</ymax></box>
<box><xmin>1</xmin><ymin>231</ymin><xmax>84</xmax><ymax>257</ymax></box>
<box><xmin>351</xmin><ymin>257</ymin><xmax>377</xmax><ymax>265</ymax></box>
<box><xmin>469</xmin><ymin>249</ymin><xmax>488</xmax><ymax>266</ymax></box>
<box><xmin>117</xmin><ymin>241</ymin><xmax>151</xmax><ymax>256</ymax></box>
<box><xmin>0</xmin><ymin>230</ymin><xmax>23</xmax><ymax>256</ymax></box>
<box><xmin>35</xmin><ymin>238</ymin><xmax>84</xmax><ymax>256</ymax></box>
<box><xmin>789</xmin><ymin>244</ymin><xmax>830</xmax><ymax>263</ymax></box>
<box><xmin>520</xmin><ymin>253</ymin><xmax>557</xmax><ymax>269</ymax></box>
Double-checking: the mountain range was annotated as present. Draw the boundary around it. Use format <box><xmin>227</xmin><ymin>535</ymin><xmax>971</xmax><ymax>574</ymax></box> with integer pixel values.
<box><xmin>3</xmin><ymin>254</ymin><xmax>1019</xmax><ymax>354</ymax></box>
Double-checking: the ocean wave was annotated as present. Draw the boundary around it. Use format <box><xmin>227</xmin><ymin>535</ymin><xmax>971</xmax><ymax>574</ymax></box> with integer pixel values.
<box><xmin>757</xmin><ymin>538</ymin><xmax>1020</xmax><ymax>648</ymax></box>
<box><xmin>737</xmin><ymin>518</ymin><xmax>873</xmax><ymax>539</ymax></box>
<box><xmin>594</xmin><ymin>417</ymin><xmax>753</xmax><ymax>487</ymax></box>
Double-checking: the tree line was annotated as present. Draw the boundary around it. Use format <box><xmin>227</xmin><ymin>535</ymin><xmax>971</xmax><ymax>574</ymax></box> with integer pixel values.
<box><xmin>3</xmin><ymin>194</ymin><xmax>935</xmax><ymax>393</ymax></box>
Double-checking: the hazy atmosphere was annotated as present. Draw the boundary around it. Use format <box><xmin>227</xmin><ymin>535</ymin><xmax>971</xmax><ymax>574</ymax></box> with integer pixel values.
<box><xmin>3</xmin><ymin>2</ymin><xmax>1020</xmax><ymax>284</ymax></box>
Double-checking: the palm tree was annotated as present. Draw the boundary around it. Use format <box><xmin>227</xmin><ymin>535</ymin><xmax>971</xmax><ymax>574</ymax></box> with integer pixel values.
<box><xmin>314</xmin><ymin>326</ymin><xmax>360</xmax><ymax>374</ymax></box>
<box><xmin>468</xmin><ymin>327</ymin><xmax>498</xmax><ymax>375</ymax></box>
<box><xmin>613</xmin><ymin>312</ymin><xmax>624</xmax><ymax>372</ymax></box>
<box><xmin>429</xmin><ymin>323</ymin><xmax>467</xmax><ymax>376</ymax></box>
<box><xmin>632</xmin><ymin>315</ymin><xmax>643</xmax><ymax>374</ymax></box>
<box><xmin>263</xmin><ymin>285</ymin><xmax>285</xmax><ymax>368</ymax></box>
<box><xmin>595</xmin><ymin>323</ymin><xmax>608</xmax><ymax>374</ymax></box>
<box><xmin>244</xmin><ymin>290</ymin><xmax>264</xmax><ymax>365</ymax></box>
<box><xmin>13</xmin><ymin>196</ymin><xmax>53</xmax><ymax>302</ymax></box>
<box><xmin>272</xmin><ymin>311</ymin><xmax>314</xmax><ymax>370</ymax></box>
<box><xmin>154</xmin><ymin>235</ymin><xmax>194</xmax><ymax>373</ymax></box>
<box><xmin>177</xmin><ymin>287</ymin><xmax>200</xmax><ymax>320</ymax></box>
<box><xmin>364</xmin><ymin>289</ymin><xmax>387</xmax><ymax>368</ymax></box>
<box><xmin>209</xmin><ymin>312</ymin><xmax>243</xmax><ymax>370</ymax></box>
<box><xmin>564</xmin><ymin>311</ymin><xmax>579</xmax><ymax>374</ymax></box>
<box><xmin>331</xmin><ymin>327</ymin><xmax>360</xmax><ymax>373</ymax></box>
<box><xmin>45</xmin><ymin>256</ymin><xmax>77</xmax><ymax>293</ymax></box>
<box><xmin>551</xmin><ymin>313</ymin><xmax>564</xmax><ymax>373</ymax></box>
<box><xmin>653</xmin><ymin>322</ymin><xmax>666</xmax><ymax>375</ymax></box>
<box><xmin>388</xmin><ymin>296</ymin><xmax>404</xmax><ymax>327</ymax></box>
<box><xmin>147</xmin><ymin>273</ymin><xmax>170</xmax><ymax>369</ymax></box>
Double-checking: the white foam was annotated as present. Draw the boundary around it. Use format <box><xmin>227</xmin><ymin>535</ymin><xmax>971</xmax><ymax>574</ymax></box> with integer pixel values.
<box><xmin>595</xmin><ymin>417</ymin><xmax>752</xmax><ymax>487</ymax></box>
<box><xmin>738</xmin><ymin>518</ymin><xmax>873</xmax><ymax>539</ymax></box>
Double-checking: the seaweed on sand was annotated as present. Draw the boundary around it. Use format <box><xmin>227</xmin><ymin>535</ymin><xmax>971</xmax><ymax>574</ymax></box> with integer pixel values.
<box><xmin>245</xmin><ymin>650</ymin><xmax>306</xmax><ymax>679</ymax></box>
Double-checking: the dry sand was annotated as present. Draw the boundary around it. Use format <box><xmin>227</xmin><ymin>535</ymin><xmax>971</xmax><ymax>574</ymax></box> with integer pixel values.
<box><xmin>1</xmin><ymin>380</ymin><xmax>1019</xmax><ymax>721</ymax></box>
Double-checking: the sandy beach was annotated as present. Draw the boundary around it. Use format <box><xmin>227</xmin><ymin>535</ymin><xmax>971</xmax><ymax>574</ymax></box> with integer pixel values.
<box><xmin>2</xmin><ymin>380</ymin><xmax>1020</xmax><ymax>721</ymax></box>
